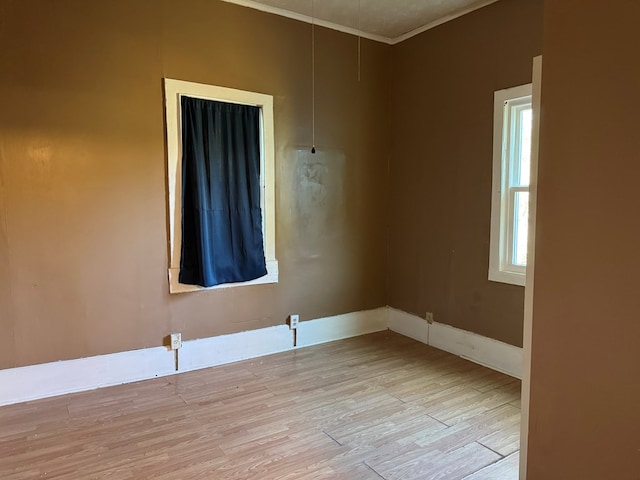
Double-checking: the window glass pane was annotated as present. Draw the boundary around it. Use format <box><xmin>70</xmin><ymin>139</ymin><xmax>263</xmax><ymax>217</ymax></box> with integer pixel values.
<box><xmin>518</xmin><ymin>108</ymin><xmax>532</xmax><ymax>186</ymax></box>
<box><xmin>513</xmin><ymin>191</ymin><xmax>529</xmax><ymax>266</ymax></box>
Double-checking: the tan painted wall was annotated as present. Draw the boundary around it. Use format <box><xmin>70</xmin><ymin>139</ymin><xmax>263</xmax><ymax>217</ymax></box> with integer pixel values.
<box><xmin>0</xmin><ymin>0</ymin><xmax>390</xmax><ymax>368</ymax></box>
<box><xmin>388</xmin><ymin>0</ymin><xmax>543</xmax><ymax>346</ymax></box>
<box><xmin>527</xmin><ymin>1</ymin><xmax>640</xmax><ymax>478</ymax></box>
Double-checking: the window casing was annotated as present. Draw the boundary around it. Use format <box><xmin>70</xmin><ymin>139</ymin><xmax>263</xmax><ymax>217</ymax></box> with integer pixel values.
<box><xmin>489</xmin><ymin>84</ymin><xmax>532</xmax><ymax>286</ymax></box>
<box><xmin>164</xmin><ymin>79</ymin><xmax>278</xmax><ymax>293</ymax></box>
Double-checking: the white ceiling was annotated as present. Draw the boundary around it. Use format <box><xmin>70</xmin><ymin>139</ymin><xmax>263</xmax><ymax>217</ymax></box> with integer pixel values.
<box><xmin>222</xmin><ymin>0</ymin><xmax>501</xmax><ymax>44</ymax></box>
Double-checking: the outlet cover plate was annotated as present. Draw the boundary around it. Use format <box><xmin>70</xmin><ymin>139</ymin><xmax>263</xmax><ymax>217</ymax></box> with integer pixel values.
<box><xmin>170</xmin><ymin>333</ymin><xmax>182</xmax><ymax>350</ymax></box>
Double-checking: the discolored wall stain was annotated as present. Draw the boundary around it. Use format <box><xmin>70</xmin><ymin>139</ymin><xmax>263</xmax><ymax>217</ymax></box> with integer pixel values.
<box><xmin>293</xmin><ymin>149</ymin><xmax>345</xmax><ymax>259</ymax></box>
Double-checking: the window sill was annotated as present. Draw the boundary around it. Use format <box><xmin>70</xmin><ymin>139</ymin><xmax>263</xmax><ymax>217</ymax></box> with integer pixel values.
<box><xmin>488</xmin><ymin>268</ymin><xmax>525</xmax><ymax>287</ymax></box>
<box><xmin>168</xmin><ymin>260</ymin><xmax>279</xmax><ymax>294</ymax></box>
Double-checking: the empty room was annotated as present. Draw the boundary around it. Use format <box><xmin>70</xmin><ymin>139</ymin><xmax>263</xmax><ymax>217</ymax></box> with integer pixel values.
<box><xmin>0</xmin><ymin>0</ymin><xmax>638</xmax><ymax>479</ymax></box>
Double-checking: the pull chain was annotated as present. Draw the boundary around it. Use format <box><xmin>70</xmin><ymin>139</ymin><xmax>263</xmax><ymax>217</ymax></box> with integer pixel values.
<box><xmin>358</xmin><ymin>0</ymin><xmax>361</xmax><ymax>82</ymax></box>
<box><xmin>311</xmin><ymin>0</ymin><xmax>316</xmax><ymax>154</ymax></box>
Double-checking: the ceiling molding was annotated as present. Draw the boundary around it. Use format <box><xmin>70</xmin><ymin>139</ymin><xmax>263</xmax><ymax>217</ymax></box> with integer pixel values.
<box><xmin>220</xmin><ymin>0</ymin><xmax>394</xmax><ymax>45</ymax></box>
<box><xmin>221</xmin><ymin>0</ymin><xmax>502</xmax><ymax>45</ymax></box>
<box><xmin>389</xmin><ymin>0</ymin><xmax>501</xmax><ymax>45</ymax></box>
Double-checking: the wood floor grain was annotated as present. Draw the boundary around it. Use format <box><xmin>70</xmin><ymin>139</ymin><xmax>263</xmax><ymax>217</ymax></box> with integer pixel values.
<box><xmin>0</xmin><ymin>331</ymin><xmax>521</xmax><ymax>479</ymax></box>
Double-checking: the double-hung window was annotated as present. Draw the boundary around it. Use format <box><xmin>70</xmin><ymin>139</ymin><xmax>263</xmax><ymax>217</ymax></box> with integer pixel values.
<box><xmin>489</xmin><ymin>84</ymin><xmax>532</xmax><ymax>286</ymax></box>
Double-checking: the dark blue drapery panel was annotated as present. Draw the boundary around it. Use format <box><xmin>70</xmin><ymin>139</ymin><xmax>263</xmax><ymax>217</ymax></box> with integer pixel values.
<box><xmin>179</xmin><ymin>96</ymin><xmax>267</xmax><ymax>287</ymax></box>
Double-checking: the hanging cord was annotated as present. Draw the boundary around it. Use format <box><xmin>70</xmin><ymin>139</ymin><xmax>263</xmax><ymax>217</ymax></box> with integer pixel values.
<box><xmin>358</xmin><ymin>0</ymin><xmax>361</xmax><ymax>82</ymax></box>
<box><xmin>311</xmin><ymin>0</ymin><xmax>316</xmax><ymax>154</ymax></box>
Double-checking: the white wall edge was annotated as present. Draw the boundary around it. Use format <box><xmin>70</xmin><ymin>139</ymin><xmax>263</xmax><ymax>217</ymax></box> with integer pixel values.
<box><xmin>0</xmin><ymin>308</ymin><xmax>389</xmax><ymax>407</ymax></box>
<box><xmin>520</xmin><ymin>54</ymin><xmax>543</xmax><ymax>480</ymax></box>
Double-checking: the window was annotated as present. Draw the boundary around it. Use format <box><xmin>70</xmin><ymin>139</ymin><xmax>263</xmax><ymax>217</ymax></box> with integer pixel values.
<box><xmin>489</xmin><ymin>83</ymin><xmax>532</xmax><ymax>286</ymax></box>
<box><xmin>164</xmin><ymin>79</ymin><xmax>278</xmax><ymax>293</ymax></box>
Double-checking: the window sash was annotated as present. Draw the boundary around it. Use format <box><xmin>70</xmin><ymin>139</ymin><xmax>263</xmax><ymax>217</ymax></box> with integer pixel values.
<box><xmin>489</xmin><ymin>83</ymin><xmax>532</xmax><ymax>287</ymax></box>
<box><xmin>504</xmin><ymin>186</ymin><xmax>529</xmax><ymax>274</ymax></box>
<box><xmin>500</xmin><ymin>95</ymin><xmax>532</xmax><ymax>275</ymax></box>
<box><xmin>507</xmin><ymin>102</ymin><xmax>532</xmax><ymax>189</ymax></box>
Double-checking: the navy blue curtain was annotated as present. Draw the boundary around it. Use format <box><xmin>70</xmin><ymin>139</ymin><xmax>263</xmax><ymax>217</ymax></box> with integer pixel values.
<box><xmin>179</xmin><ymin>96</ymin><xmax>267</xmax><ymax>287</ymax></box>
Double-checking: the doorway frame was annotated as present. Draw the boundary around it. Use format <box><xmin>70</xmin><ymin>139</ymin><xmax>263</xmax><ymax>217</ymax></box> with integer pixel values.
<box><xmin>519</xmin><ymin>54</ymin><xmax>542</xmax><ymax>480</ymax></box>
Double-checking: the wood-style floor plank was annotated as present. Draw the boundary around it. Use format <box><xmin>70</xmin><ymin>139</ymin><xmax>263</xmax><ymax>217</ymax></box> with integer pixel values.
<box><xmin>463</xmin><ymin>451</ymin><xmax>520</xmax><ymax>479</ymax></box>
<box><xmin>0</xmin><ymin>331</ymin><xmax>520</xmax><ymax>479</ymax></box>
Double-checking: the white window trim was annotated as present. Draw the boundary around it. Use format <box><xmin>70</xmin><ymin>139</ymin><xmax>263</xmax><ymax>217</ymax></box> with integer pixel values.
<box><xmin>164</xmin><ymin>78</ymin><xmax>278</xmax><ymax>294</ymax></box>
<box><xmin>489</xmin><ymin>83</ymin><xmax>532</xmax><ymax>287</ymax></box>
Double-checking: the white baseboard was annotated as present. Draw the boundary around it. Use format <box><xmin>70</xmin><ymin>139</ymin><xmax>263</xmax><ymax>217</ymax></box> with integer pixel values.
<box><xmin>0</xmin><ymin>307</ymin><xmax>519</xmax><ymax>406</ymax></box>
<box><xmin>387</xmin><ymin>308</ymin><xmax>429</xmax><ymax>344</ymax></box>
<box><xmin>429</xmin><ymin>321</ymin><xmax>522</xmax><ymax>378</ymax></box>
<box><xmin>387</xmin><ymin>307</ymin><xmax>522</xmax><ymax>379</ymax></box>
<box><xmin>178</xmin><ymin>325</ymin><xmax>293</xmax><ymax>373</ymax></box>
<box><xmin>0</xmin><ymin>347</ymin><xmax>177</xmax><ymax>407</ymax></box>
<box><xmin>0</xmin><ymin>308</ymin><xmax>388</xmax><ymax>406</ymax></box>
<box><xmin>296</xmin><ymin>308</ymin><xmax>388</xmax><ymax>348</ymax></box>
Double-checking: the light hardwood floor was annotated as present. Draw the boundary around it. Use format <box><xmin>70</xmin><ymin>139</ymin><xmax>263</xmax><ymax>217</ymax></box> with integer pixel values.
<box><xmin>0</xmin><ymin>331</ymin><xmax>521</xmax><ymax>479</ymax></box>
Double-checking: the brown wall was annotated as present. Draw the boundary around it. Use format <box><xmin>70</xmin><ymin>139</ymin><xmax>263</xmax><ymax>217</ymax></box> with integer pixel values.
<box><xmin>0</xmin><ymin>0</ymin><xmax>390</xmax><ymax>368</ymax></box>
<box><xmin>388</xmin><ymin>0</ymin><xmax>543</xmax><ymax>346</ymax></box>
<box><xmin>527</xmin><ymin>1</ymin><xmax>640</xmax><ymax>478</ymax></box>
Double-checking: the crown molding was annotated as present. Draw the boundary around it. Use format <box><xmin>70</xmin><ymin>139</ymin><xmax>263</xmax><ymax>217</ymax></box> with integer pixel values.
<box><xmin>390</xmin><ymin>0</ymin><xmax>501</xmax><ymax>44</ymax></box>
<box><xmin>220</xmin><ymin>0</ymin><xmax>394</xmax><ymax>44</ymax></box>
<box><xmin>221</xmin><ymin>0</ymin><xmax>502</xmax><ymax>45</ymax></box>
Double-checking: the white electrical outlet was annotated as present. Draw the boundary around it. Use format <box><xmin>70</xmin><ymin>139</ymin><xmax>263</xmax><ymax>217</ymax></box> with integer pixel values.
<box><xmin>288</xmin><ymin>314</ymin><xmax>299</xmax><ymax>330</ymax></box>
<box><xmin>425</xmin><ymin>312</ymin><xmax>434</xmax><ymax>324</ymax></box>
<box><xmin>170</xmin><ymin>332</ymin><xmax>182</xmax><ymax>350</ymax></box>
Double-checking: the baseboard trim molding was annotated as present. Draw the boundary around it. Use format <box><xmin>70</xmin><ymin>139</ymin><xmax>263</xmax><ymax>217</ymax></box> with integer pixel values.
<box><xmin>0</xmin><ymin>308</ymin><xmax>389</xmax><ymax>406</ymax></box>
<box><xmin>387</xmin><ymin>307</ymin><xmax>522</xmax><ymax>379</ymax></box>
<box><xmin>296</xmin><ymin>308</ymin><xmax>388</xmax><ymax>348</ymax></box>
<box><xmin>0</xmin><ymin>347</ymin><xmax>177</xmax><ymax>407</ymax></box>
<box><xmin>0</xmin><ymin>307</ymin><xmax>520</xmax><ymax>406</ymax></box>
<box><xmin>178</xmin><ymin>325</ymin><xmax>292</xmax><ymax>373</ymax></box>
<box><xmin>387</xmin><ymin>308</ymin><xmax>429</xmax><ymax>344</ymax></box>
<box><xmin>429</xmin><ymin>321</ymin><xmax>523</xmax><ymax>379</ymax></box>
